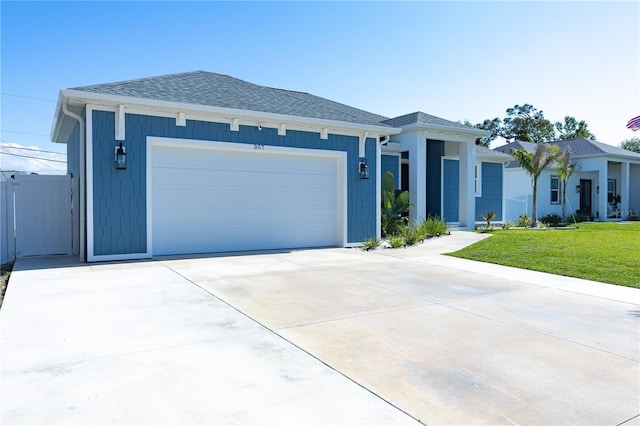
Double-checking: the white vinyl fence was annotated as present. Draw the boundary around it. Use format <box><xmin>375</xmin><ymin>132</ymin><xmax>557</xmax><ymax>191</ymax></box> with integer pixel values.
<box><xmin>1</xmin><ymin>174</ymin><xmax>78</xmax><ymax>263</ymax></box>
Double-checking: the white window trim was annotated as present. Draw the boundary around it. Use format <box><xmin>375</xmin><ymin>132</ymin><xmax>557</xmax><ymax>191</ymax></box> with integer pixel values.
<box><xmin>550</xmin><ymin>175</ymin><xmax>560</xmax><ymax>205</ymax></box>
<box><xmin>474</xmin><ymin>163</ymin><xmax>482</xmax><ymax>197</ymax></box>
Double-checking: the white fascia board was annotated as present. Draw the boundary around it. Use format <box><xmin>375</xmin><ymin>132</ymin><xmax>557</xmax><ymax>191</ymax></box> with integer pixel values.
<box><xmin>571</xmin><ymin>152</ymin><xmax>640</xmax><ymax>165</ymax></box>
<box><xmin>50</xmin><ymin>92</ymin><xmax>65</xmax><ymax>141</ymax></box>
<box><xmin>398</xmin><ymin>121</ymin><xmax>489</xmax><ymax>138</ymax></box>
<box><xmin>476</xmin><ymin>152</ymin><xmax>511</xmax><ymax>162</ymax></box>
<box><xmin>59</xmin><ymin>89</ymin><xmax>402</xmax><ymax>138</ymax></box>
<box><xmin>381</xmin><ymin>142</ymin><xmax>402</xmax><ymax>152</ymax></box>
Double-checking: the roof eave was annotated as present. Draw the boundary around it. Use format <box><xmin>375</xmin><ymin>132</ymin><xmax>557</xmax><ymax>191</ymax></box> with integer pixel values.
<box><xmin>397</xmin><ymin>121</ymin><xmax>489</xmax><ymax>137</ymax></box>
<box><xmin>56</xmin><ymin>89</ymin><xmax>402</xmax><ymax>139</ymax></box>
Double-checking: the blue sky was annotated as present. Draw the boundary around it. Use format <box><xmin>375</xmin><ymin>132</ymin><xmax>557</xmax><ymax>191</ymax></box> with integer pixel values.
<box><xmin>1</xmin><ymin>1</ymin><xmax>638</xmax><ymax>174</ymax></box>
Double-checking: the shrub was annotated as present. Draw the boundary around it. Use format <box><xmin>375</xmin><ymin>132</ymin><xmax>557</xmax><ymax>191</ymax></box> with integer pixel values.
<box><xmin>418</xmin><ymin>216</ymin><xmax>448</xmax><ymax>238</ymax></box>
<box><xmin>540</xmin><ymin>213</ymin><xmax>562</xmax><ymax>226</ymax></box>
<box><xmin>403</xmin><ymin>226</ymin><xmax>420</xmax><ymax>246</ymax></box>
<box><xmin>567</xmin><ymin>213</ymin><xmax>589</xmax><ymax>224</ymax></box>
<box><xmin>513</xmin><ymin>213</ymin><xmax>532</xmax><ymax>227</ymax></box>
<box><xmin>387</xmin><ymin>234</ymin><xmax>404</xmax><ymax>248</ymax></box>
<box><xmin>362</xmin><ymin>237</ymin><xmax>381</xmax><ymax>251</ymax></box>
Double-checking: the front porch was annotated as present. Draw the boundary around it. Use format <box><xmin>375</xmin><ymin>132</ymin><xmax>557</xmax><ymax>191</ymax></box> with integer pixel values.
<box><xmin>575</xmin><ymin>159</ymin><xmax>640</xmax><ymax>221</ymax></box>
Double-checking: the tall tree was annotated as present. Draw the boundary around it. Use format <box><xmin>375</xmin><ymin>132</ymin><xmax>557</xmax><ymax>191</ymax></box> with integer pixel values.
<box><xmin>620</xmin><ymin>137</ymin><xmax>640</xmax><ymax>153</ymax></box>
<box><xmin>503</xmin><ymin>104</ymin><xmax>556</xmax><ymax>143</ymax></box>
<box><xmin>555</xmin><ymin>147</ymin><xmax>575</xmax><ymax>223</ymax></box>
<box><xmin>555</xmin><ymin>116</ymin><xmax>596</xmax><ymax>140</ymax></box>
<box><xmin>475</xmin><ymin>117</ymin><xmax>503</xmax><ymax>146</ymax></box>
<box><xmin>511</xmin><ymin>143</ymin><xmax>561</xmax><ymax>227</ymax></box>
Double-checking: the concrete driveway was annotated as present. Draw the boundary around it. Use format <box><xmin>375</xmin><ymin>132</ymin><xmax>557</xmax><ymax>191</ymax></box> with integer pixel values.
<box><xmin>2</xmin><ymin>232</ymin><xmax>639</xmax><ymax>425</ymax></box>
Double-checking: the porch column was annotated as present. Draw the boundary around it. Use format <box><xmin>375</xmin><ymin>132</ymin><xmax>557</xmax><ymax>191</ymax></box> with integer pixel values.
<box><xmin>397</xmin><ymin>131</ymin><xmax>426</xmax><ymax>224</ymax></box>
<box><xmin>458</xmin><ymin>140</ymin><xmax>475</xmax><ymax>228</ymax></box>
<box><xmin>621</xmin><ymin>161</ymin><xmax>630</xmax><ymax>218</ymax></box>
<box><xmin>598</xmin><ymin>161</ymin><xmax>608</xmax><ymax>221</ymax></box>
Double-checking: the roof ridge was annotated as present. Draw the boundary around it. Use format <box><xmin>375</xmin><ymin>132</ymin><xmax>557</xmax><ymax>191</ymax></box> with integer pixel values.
<box><xmin>71</xmin><ymin>70</ymin><xmax>210</xmax><ymax>90</ymax></box>
<box><xmin>69</xmin><ymin>70</ymin><xmax>391</xmax><ymax>128</ymax></box>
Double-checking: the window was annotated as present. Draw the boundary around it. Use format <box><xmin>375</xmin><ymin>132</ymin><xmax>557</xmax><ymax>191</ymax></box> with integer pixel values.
<box><xmin>607</xmin><ymin>179</ymin><xmax>616</xmax><ymax>203</ymax></box>
<box><xmin>474</xmin><ymin>164</ymin><xmax>482</xmax><ymax>197</ymax></box>
<box><xmin>550</xmin><ymin>175</ymin><xmax>560</xmax><ymax>204</ymax></box>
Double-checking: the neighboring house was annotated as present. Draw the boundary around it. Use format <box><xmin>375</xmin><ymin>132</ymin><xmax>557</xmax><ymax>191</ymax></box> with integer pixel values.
<box><xmin>495</xmin><ymin>138</ymin><xmax>640</xmax><ymax>222</ymax></box>
<box><xmin>51</xmin><ymin>71</ymin><xmax>494</xmax><ymax>262</ymax></box>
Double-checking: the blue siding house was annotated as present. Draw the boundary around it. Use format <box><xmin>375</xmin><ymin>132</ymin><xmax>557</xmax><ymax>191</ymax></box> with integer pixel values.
<box><xmin>51</xmin><ymin>71</ymin><xmax>503</xmax><ymax>261</ymax></box>
<box><xmin>380</xmin><ymin>113</ymin><xmax>506</xmax><ymax>227</ymax></box>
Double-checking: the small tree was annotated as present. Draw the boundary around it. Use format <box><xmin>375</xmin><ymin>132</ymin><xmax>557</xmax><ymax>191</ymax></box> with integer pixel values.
<box><xmin>511</xmin><ymin>143</ymin><xmax>560</xmax><ymax>227</ymax></box>
<box><xmin>556</xmin><ymin>147</ymin><xmax>575</xmax><ymax>223</ymax></box>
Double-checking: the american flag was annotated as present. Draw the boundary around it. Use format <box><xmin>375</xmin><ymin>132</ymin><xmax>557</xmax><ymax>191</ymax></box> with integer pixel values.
<box><xmin>627</xmin><ymin>115</ymin><xmax>640</xmax><ymax>131</ymax></box>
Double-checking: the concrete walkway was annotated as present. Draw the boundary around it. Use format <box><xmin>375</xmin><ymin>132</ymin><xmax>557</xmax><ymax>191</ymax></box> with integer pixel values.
<box><xmin>2</xmin><ymin>232</ymin><xmax>639</xmax><ymax>425</ymax></box>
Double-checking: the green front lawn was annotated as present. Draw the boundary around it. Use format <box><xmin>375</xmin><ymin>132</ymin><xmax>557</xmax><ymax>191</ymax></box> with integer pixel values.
<box><xmin>448</xmin><ymin>222</ymin><xmax>640</xmax><ymax>288</ymax></box>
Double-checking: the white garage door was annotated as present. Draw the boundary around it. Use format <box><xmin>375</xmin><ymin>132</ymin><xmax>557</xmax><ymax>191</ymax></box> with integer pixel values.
<box><xmin>151</xmin><ymin>141</ymin><xmax>345</xmax><ymax>256</ymax></box>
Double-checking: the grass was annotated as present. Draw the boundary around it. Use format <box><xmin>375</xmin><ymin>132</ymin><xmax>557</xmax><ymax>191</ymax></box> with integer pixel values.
<box><xmin>448</xmin><ymin>222</ymin><xmax>640</xmax><ymax>288</ymax></box>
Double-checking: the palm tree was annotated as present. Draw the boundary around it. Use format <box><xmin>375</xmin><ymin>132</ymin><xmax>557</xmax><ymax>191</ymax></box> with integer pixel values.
<box><xmin>511</xmin><ymin>143</ymin><xmax>560</xmax><ymax>227</ymax></box>
<box><xmin>556</xmin><ymin>147</ymin><xmax>575</xmax><ymax>223</ymax></box>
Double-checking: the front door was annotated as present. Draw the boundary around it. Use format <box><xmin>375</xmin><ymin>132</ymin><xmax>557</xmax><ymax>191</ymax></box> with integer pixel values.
<box><xmin>579</xmin><ymin>179</ymin><xmax>592</xmax><ymax>216</ymax></box>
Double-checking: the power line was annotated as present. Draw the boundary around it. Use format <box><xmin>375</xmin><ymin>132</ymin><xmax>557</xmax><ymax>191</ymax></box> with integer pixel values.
<box><xmin>0</xmin><ymin>145</ymin><xmax>65</xmax><ymax>155</ymax></box>
<box><xmin>0</xmin><ymin>92</ymin><xmax>56</xmax><ymax>102</ymax></box>
<box><xmin>0</xmin><ymin>151</ymin><xmax>67</xmax><ymax>163</ymax></box>
<box><xmin>2</xmin><ymin>129</ymin><xmax>50</xmax><ymax>137</ymax></box>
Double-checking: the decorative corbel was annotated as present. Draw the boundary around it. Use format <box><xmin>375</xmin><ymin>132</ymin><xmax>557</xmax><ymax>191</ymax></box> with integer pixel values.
<box><xmin>176</xmin><ymin>112</ymin><xmax>186</xmax><ymax>126</ymax></box>
<box><xmin>359</xmin><ymin>132</ymin><xmax>369</xmax><ymax>157</ymax></box>
<box><xmin>115</xmin><ymin>104</ymin><xmax>125</xmax><ymax>140</ymax></box>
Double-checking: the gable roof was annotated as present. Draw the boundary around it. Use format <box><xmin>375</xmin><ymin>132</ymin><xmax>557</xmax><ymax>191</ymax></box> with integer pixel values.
<box><xmin>493</xmin><ymin>140</ymin><xmax>538</xmax><ymax>155</ymax></box>
<box><xmin>494</xmin><ymin>138</ymin><xmax>640</xmax><ymax>168</ymax></box>
<box><xmin>476</xmin><ymin>145</ymin><xmax>511</xmax><ymax>160</ymax></box>
<box><xmin>553</xmin><ymin>138</ymin><xmax>640</xmax><ymax>158</ymax></box>
<box><xmin>380</xmin><ymin>111</ymin><xmax>475</xmax><ymax>130</ymax></box>
<box><xmin>69</xmin><ymin>71</ymin><xmax>391</xmax><ymax>128</ymax></box>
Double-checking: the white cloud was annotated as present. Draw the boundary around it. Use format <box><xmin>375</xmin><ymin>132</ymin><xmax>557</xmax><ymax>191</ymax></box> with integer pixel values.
<box><xmin>0</xmin><ymin>143</ymin><xmax>67</xmax><ymax>176</ymax></box>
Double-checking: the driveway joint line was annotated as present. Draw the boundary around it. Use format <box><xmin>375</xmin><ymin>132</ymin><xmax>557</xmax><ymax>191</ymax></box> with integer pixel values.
<box><xmin>159</xmin><ymin>261</ymin><xmax>424</xmax><ymax>425</ymax></box>
<box><xmin>617</xmin><ymin>413</ymin><xmax>640</xmax><ymax>425</ymax></box>
<box><xmin>436</xmin><ymin>302</ymin><xmax>640</xmax><ymax>362</ymax></box>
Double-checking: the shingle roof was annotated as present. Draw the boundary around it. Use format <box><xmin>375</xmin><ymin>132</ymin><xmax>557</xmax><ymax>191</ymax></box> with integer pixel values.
<box><xmin>494</xmin><ymin>138</ymin><xmax>640</xmax><ymax>159</ymax></box>
<box><xmin>71</xmin><ymin>71</ymin><xmax>391</xmax><ymax>128</ymax></box>
<box><xmin>553</xmin><ymin>138</ymin><xmax>640</xmax><ymax>158</ymax></box>
<box><xmin>380</xmin><ymin>111</ymin><xmax>474</xmax><ymax>130</ymax></box>
<box><xmin>493</xmin><ymin>140</ymin><xmax>538</xmax><ymax>155</ymax></box>
<box><xmin>476</xmin><ymin>145</ymin><xmax>511</xmax><ymax>159</ymax></box>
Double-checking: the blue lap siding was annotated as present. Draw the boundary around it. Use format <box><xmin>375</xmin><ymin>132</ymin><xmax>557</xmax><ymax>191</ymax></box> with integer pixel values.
<box><xmin>91</xmin><ymin>109</ymin><xmax>377</xmax><ymax>256</ymax></box>
<box><xmin>381</xmin><ymin>154</ymin><xmax>400</xmax><ymax>188</ymax></box>
<box><xmin>442</xmin><ymin>159</ymin><xmax>459</xmax><ymax>222</ymax></box>
<box><xmin>475</xmin><ymin>162</ymin><xmax>503</xmax><ymax>221</ymax></box>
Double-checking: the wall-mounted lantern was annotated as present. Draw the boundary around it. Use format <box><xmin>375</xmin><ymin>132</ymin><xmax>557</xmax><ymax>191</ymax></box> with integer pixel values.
<box><xmin>575</xmin><ymin>185</ymin><xmax>580</xmax><ymax>193</ymax></box>
<box><xmin>359</xmin><ymin>158</ymin><xmax>369</xmax><ymax>179</ymax></box>
<box><xmin>115</xmin><ymin>142</ymin><xmax>127</xmax><ymax>170</ymax></box>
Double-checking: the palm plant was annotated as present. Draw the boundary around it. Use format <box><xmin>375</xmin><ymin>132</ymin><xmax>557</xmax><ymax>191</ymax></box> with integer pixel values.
<box><xmin>381</xmin><ymin>171</ymin><xmax>412</xmax><ymax>237</ymax></box>
<box><xmin>511</xmin><ymin>143</ymin><xmax>560</xmax><ymax>227</ymax></box>
<box><xmin>481</xmin><ymin>211</ymin><xmax>497</xmax><ymax>229</ymax></box>
<box><xmin>556</xmin><ymin>147</ymin><xmax>575</xmax><ymax>223</ymax></box>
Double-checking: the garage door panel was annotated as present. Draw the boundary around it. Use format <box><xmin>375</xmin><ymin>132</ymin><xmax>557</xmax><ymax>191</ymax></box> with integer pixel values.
<box><xmin>152</xmin><ymin>143</ymin><xmax>343</xmax><ymax>256</ymax></box>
